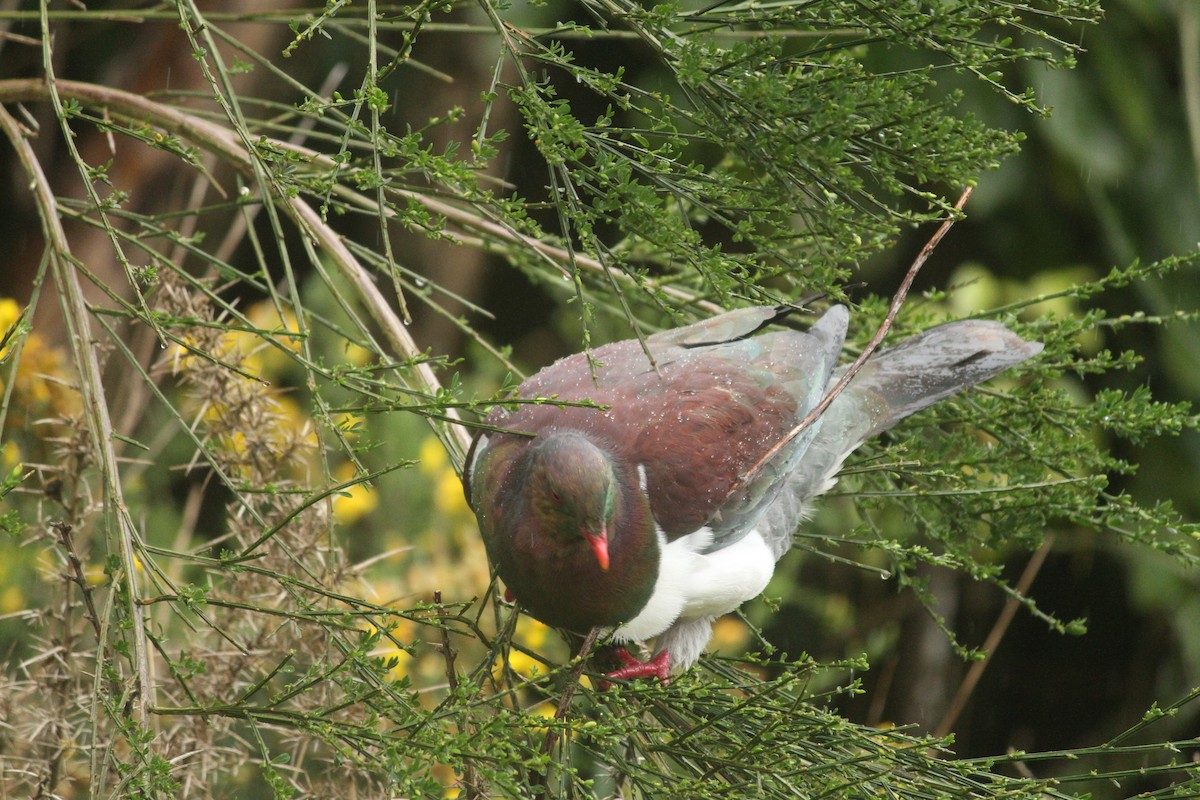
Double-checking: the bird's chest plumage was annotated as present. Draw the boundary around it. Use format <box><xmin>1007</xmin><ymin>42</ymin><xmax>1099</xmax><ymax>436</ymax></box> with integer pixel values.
<box><xmin>494</xmin><ymin>514</ymin><xmax>660</xmax><ymax>632</ymax></box>
<box><xmin>478</xmin><ymin>453</ymin><xmax>662</xmax><ymax>632</ymax></box>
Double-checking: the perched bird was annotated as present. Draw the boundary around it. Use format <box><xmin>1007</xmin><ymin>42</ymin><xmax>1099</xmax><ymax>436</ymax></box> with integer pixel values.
<box><xmin>464</xmin><ymin>305</ymin><xmax>1041</xmax><ymax>682</ymax></box>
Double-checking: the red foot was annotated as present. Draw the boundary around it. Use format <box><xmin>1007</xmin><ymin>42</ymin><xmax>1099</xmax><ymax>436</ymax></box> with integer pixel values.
<box><xmin>598</xmin><ymin>647</ymin><xmax>671</xmax><ymax>690</ymax></box>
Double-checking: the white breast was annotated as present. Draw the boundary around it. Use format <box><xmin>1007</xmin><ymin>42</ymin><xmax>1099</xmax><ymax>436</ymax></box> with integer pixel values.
<box><xmin>613</xmin><ymin>526</ymin><xmax>776</xmax><ymax>644</ymax></box>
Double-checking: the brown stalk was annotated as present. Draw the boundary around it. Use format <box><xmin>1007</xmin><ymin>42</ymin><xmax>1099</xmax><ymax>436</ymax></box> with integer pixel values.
<box><xmin>531</xmin><ymin>627</ymin><xmax>602</xmax><ymax>793</ymax></box>
<box><xmin>732</xmin><ymin>186</ymin><xmax>974</xmax><ymax>493</ymax></box>
<box><xmin>0</xmin><ymin>102</ymin><xmax>153</xmax><ymax>720</ymax></box>
<box><xmin>930</xmin><ymin>535</ymin><xmax>1055</xmax><ymax>742</ymax></box>
<box><xmin>52</xmin><ymin>521</ymin><xmax>103</xmax><ymax>640</ymax></box>
<box><xmin>434</xmin><ymin>590</ymin><xmax>486</xmax><ymax>800</ymax></box>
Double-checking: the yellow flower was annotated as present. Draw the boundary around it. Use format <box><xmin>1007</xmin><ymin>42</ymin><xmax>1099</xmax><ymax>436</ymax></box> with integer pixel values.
<box><xmin>343</xmin><ymin>342</ymin><xmax>372</xmax><ymax>367</ymax></box>
<box><xmin>0</xmin><ymin>585</ymin><xmax>22</xmax><ymax>615</ymax></box>
<box><xmin>498</xmin><ymin>617</ymin><xmax>553</xmax><ymax>679</ymax></box>
<box><xmin>434</xmin><ymin>468</ymin><xmax>470</xmax><ymax>518</ymax></box>
<box><xmin>0</xmin><ymin>297</ymin><xmax>22</xmax><ymax>362</ymax></box>
<box><xmin>0</xmin><ymin>299</ymin><xmax>78</xmax><ymax>424</ymax></box>
<box><xmin>244</xmin><ymin>301</ymin><xmax>304</xmax><ymax>377</ymax></box>
<box><xmin>420</xmin><ymin>436</ymin><xmax>471</xmax><ymax>518</ymax></box>
<box><xmin>430</xmin><ymin>763</ymin><xmax>461</xmax><ymax>798</ymax></box>
<box><xmin>363</xmin><ymin>619</ymin><xmax>414</xmax><ymax>681</ymax></box>
<box><xmin>85</xmin><ymin>564</ymin><xmax>108</xmax><ymax>586</ymax></box>
<box><xmin>169</xmin><ymin>333</ymin><xmax>205</xmax><ymax>374</ymax></box>
<box><xmin>218</xmin><ymin>429</ymin><xmax>249</xmax><ymax>458</ymax></box>
<box><xmin>708</xmin><ymin>616</ymin><xmax>750</xmax><ymax>653</ymax></box>
<box><xmin>505</xmin><ymin>649</ymin><xmax>542</xmax><ymax>679</ymax></box>
<box><xmin>516</xmin><ymin>617</ymin><xmax>550</xmax><ymax>649</ymax></box>
<box><xmin>382</xmin><ymin>646</ymin><xmax>412</xmax><ymax>682</ymax></box>
<box><xmin>334</xmin><ymin>412</ymin><xmax>366</xmax><ymax>442</ymax></box>
<box><xmin>332</xmin><ymin>462</ymin><xmax>378</xmax><ymax>525</ymax></box>
<box><xmin>0</xmin><ymin>297</ymin><xmax>20</xmax><ymax>328</ymax></box>
<box><xmin>2</xmin><ymin>440</ymin><xmax>19</xmax><ymax>469</ymax></box>
<box><xmin>418</xmin><ymin>436</ymin><xmax>449</xmax><ymax>477</ymax></box>
<box><xmin>269</xmin><ymin>395</ymin><xmax>318</xmax><ymax>448</ymax></box>
<box><xmin>527</xmin><ymin>701</ymin><xmax>558</xmax><ymax>733</ymax></box>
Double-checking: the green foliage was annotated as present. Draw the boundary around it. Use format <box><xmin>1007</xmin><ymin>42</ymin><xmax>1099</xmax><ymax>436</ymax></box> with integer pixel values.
<box><xmin>0</xmin><ymin>1</ymin><xmax>1196</xmax><ymax>799</ymax></box>
<box><xmin>0</xmin><ymin>465</ymin><xmax>28</xmax><ymax>538</ymax></box>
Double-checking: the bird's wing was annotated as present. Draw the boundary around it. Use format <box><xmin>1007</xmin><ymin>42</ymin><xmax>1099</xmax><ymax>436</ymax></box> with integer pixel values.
<box><xmin>647</xmin><ymin>305</ymin><xmax>788</xmax><ymax>347</ymax></box>
<box><xmin>632</xmin><ymin>307</ymin><xmax>847</xmax><ymax>551</ymax></box>
<box><xmin>463</xmin><ymin>432</ymin><xmax>527</xmax><ymax>551</ymax></box>
<box><xmin>477</xmin><ymin>306</ymin><xmax>849</xmax><ymax>553</ymax></box>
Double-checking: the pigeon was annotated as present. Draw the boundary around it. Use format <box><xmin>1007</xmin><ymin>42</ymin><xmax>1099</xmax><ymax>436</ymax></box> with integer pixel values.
<box><xmin>464</xmin><ymin>305</ymin><xmax>1041</xmax><ymax>682</ymax></box>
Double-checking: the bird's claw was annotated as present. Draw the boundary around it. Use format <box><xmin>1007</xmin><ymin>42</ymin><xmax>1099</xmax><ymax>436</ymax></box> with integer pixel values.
<box><xmin>597</xmin><ymin>647</ymin><xmax>671</xmax><ymax>690</ymax></box>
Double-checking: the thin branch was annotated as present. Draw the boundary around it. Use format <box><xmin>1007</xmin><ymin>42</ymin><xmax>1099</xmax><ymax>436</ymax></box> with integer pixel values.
<box><xmin>1180</xmin><ymin>3</ymin><xmax>1200</xmax><ymax>201</ymax></box>
<box><xmin>0</xmin><ymin>76</ymin><xmax>724</xmax><ymax>324</ymax></box>
<box><xmin>0</xmin><ymin>77</ymin><xmax>728</xmax><ymax>467</ymax></box>
<box><xmin>434</xmin><ymin>590</ymin><xmax>484</xmax><ymax>800</ymax></box>
<box><xmin>931</xmin><ymin>534</ymin><xmax>1055</xmax><ymax>741</ymax></box>
<box><xmin>52</xmin><ymin>521</ymin><xmax>103</xmax><ymax>640</ymax></box>
<box><xmin>731</xmin><ymin>186</ymin><xmax>973</xmax><ymax>493</ymax></box>
<box><xmin>0</xmin><ymin>102</ymin><xmax>153</xmax><ymax>721</ymax></box>
<box><xmin>532</xmin><ymin>627</ymin><xmax>602</xmax><ymax>792</ymax></box>
<box><xmin>0</xmin><ymin>76</ymin><xmax>474</xmax><ymax>469</ymax></box>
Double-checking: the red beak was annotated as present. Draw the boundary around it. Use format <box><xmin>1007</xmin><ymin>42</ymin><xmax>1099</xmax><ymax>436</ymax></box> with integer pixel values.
<box><xmin>583</xmin><ymin>527</ymin><xmax>610</xmax><ymax>571</ymax></box>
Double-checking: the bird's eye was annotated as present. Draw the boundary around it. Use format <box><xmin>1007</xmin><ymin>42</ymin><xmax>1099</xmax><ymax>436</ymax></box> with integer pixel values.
<box><xmin>550</xmin><ymin>490</ymin><xmax>562</xmax><ymax>504</ymax></box>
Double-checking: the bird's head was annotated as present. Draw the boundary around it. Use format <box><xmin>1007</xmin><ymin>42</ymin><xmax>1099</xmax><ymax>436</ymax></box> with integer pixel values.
<box><xmin>525</xmin><ymin>430</ymin><xmax>617</xmax><ymax>571</ymax></box>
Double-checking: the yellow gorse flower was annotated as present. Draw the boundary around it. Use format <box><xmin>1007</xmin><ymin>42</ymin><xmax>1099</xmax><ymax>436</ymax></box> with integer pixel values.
<box><xmin>0</xmin><ymin>297</ymin><xmax>22</xmax><ymax>362</ymax></box>
<box><xmin>496</xmin><ymin>617</ymin><xmax>553</xmax><ymax>680</ymax></box>
<box><xmin>0</xmin><ymin>297</ymin><xmax>79</xmax><ymax>424</ymax></box>
<box><xmin>332</xmin><ymin>462</ymin><xmax>378</xmax><ymax>525</ymax></box>
<box><xmin>420</xmin><ymin>436</ymin><xmax>472</xmax><ymax>519</ymax></box>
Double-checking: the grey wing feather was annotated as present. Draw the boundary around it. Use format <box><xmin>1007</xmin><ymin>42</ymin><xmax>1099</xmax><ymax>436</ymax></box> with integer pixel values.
<box><xmin>649</xmin><ymin>305</ymin><xmax>786</xmax><ymax>348</ymax></box>
<box><xmin>702</xmin><ymin>305</ymin><xmax>848</xmax><ymax>552</ymax></box>
<box><xmin>660</xmin><ymin>317</ymin><xmax>1040</xmax><ymax>670</ymax></box>
<box><xmin>756</xmin><ymin>319</ymin><xmax>1042</xmax><ymax>560</ymax></box>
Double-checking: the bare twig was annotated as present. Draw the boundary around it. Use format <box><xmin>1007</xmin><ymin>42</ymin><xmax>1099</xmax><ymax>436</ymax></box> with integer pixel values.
<box><xmin>0</xmin><ymin>102</ymin><xmax>153</xmax><ymax>721</ymax></box>
<box><xmin>0</xmin><ymin>77</ymin><xmax>726</xmax><ymax>304</ymax></box>
<box><xmin>52</xmin><ymin>521</ymin><xmax>103</xmax><ymax>639</ymax></box>
<box><xmin>732</xmin><ymin>187</ymin><xmax>974</xmax><ymax>492</ymax></box>
<box><xmin>434</xmin><ymin>590</ymin><xmax>484</xmax><ymax>800</ymax></box>
<box><xmin>0</xmin><ymin>76</ymin><xmax>737</xmax><ymax>475</ymax></box>
<box><xmin>931</xmin><ymin>534</ymin><xmax>1055</xmax><ymax>742</ymax></box>
<box><xmin>531</xmin><ymin>627</ymin><xmax>602</xmax><ymax>791</ymax></box>
<box><xmin>1181</xmin><ymin>4</ymin><xmax>1200</xmax><ymax>202</ymax></box>
<box><xmin>0</xmin><ymin>77</ymin><xmax>470</xmax><ymax>463</ymax></box>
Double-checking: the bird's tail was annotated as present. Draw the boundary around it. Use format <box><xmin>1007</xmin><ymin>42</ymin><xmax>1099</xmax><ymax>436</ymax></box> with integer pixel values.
<box><xmin>831</xmin><ymin>319</ymin><xmax>1043</xmax><ymax>443</ymax></box>
<box><xmin>756</xmin><ymin>319</ymin><xmax>1042</xmax><ymax>558</ymax></box>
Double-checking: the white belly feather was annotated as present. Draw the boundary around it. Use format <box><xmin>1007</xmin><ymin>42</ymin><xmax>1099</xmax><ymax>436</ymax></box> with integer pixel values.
<box><xmin>613</xmin><ymin>526</ymin><xmax>775</xmax><ymax>643</ymax></box>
